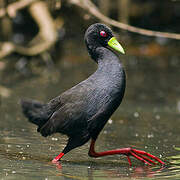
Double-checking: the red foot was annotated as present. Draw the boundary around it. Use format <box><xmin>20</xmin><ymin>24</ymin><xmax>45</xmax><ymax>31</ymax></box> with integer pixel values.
<box><xmin>124</xmin><ymin>148</ymin><xmax>165</xmax><ymax>166</ymax></box>
<box><xmin>89</xmin><ymin>140</ymin><xmax>165</xmax><ymax>166</ymax></box>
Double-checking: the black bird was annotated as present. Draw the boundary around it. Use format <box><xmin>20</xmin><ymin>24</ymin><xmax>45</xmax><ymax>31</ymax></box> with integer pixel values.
<box><xmin>21</xmin><ymin>23</ymin><xmax>164</xmax><ymax>166</ymax></box>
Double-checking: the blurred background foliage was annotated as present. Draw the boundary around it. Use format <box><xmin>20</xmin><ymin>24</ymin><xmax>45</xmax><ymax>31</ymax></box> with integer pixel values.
<box><xmin>0</xmin><ymin>0</ymin><xmax>180</xmax><ymax>97</ymax></box>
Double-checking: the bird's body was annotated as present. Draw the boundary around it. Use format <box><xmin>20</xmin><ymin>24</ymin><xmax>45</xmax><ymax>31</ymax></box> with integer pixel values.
<box><xmin>21</xmin><ymin>23</ymin><xmax>164</xmax><ymax>166</ymax></box>
<box><xmin>58</xmin><ymin>48</ymin><xmax>125</xmax><ymax>139</ymax></box>
<box><xmin>22</xmin><ymin>47</ymin><xmax>125</xmax><ymax>152</ymax></box>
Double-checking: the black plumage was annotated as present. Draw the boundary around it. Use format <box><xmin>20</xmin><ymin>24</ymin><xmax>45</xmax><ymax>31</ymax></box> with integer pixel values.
<box><xmin>21</xmin><ymin>23</ymin><xmax>164</xmax><ymax>166</ymax></box>
<box><xmin>22</xmin><ymin>23</ymin><xmax>125</xmax><ymax>152</ymax></box>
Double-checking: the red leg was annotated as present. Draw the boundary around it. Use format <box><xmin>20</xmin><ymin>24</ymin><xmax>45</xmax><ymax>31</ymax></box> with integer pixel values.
<box><xmin>88</xmin><ymin>139</ymin><xmax>165</xmax><ymax>166</ymax></box>
<box><xmin>127</xmin><ymin>156</ymin><xmax>132</xmax><ymax>166</ymax></box>
<box><xmin>52</xmin><ymin>152</ymin><xmax>64</xmax><ymax>163</ymax></box>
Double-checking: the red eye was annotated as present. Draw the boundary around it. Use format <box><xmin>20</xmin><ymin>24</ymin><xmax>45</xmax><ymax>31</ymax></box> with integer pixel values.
<box><xmin>100</xmin><ymin>31</ymin><xmax>107</xmax><ymax>37</ymax></box>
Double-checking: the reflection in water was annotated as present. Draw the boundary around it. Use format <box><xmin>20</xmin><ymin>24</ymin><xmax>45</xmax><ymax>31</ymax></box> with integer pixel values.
<box><xmin>53</xmin><ymin>161</ymin><xmax>167</xmax><ymax>180</ymax></box>
<box><xmin>87</xmin><ymin>166</ymin><xmax>166</xmax><ymax>179</ymax></box>
<box><xmin>51</xmin><ymin>159</ymin><xmax>180</xmax><ymax>180</ymax></box>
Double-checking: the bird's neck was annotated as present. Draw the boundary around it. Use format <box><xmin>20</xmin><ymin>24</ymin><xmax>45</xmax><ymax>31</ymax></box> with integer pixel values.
<box><xmin>95</xmin><ymin>47</ymin><xmax>123</xmax><ymax>71</ymax></box>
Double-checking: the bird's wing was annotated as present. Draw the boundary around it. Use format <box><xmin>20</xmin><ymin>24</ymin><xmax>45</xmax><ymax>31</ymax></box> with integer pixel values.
<box><xmin>39</xmin><ymin>81</ymin><xmax>94</xmax><ymax>137</ymax></box>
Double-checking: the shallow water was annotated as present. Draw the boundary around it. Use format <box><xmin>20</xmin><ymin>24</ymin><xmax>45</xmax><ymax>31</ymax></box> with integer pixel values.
<box><xmin>0</xmin><ymin>41</ymin><xmax>180</xmax><ymax>179</ymax></box>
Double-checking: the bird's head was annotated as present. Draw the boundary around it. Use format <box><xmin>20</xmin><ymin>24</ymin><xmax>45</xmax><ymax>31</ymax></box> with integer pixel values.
<box><xmin>84</xmin><ymin>23</ymin><xmax>125</xmax><ymax>59</ymax></box>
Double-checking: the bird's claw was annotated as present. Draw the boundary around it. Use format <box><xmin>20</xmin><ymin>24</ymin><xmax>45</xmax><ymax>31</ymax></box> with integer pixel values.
<box><xmin>125</xmin><ymin>148</ymin><xmax>165</xmax><ymax>166</ymax></box>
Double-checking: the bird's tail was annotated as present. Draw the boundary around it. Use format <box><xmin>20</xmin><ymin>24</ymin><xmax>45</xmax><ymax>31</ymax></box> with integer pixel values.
<box><xmin>20</xmin><ymin>99</ymin><xmax>53</xmax><ymax>132</ymax></box>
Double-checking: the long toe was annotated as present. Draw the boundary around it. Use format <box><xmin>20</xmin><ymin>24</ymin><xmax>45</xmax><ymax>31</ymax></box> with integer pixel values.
<box><xmin>130</xmin><ymin>151</ymin><xmax>152</xmax><ymax>165</ymax></box>
<box><xmin>131</xmin><ymin>148</ymin><xmax>165</xmax><ymax>166</ymax></box>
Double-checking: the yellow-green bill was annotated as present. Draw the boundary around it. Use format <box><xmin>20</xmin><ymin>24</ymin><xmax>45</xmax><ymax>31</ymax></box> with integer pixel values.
<box><xmin>108</xmin><ymin>37</ymin><xmax>125</xmax><ymax>54</ymax></box>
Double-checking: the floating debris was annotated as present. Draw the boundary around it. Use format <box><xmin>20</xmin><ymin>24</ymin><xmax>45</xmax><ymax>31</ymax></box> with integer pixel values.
<box><xmin>155</xmin><ymin>115</ymin><xmax>160</xmax><ymax>120</ymax></box>
<box><xmin>103</xmin><ymin>130</ymin><xmax>107</xmax><ymax>134</ymax></box>
<box><xmin>108</xmin><ymin>119</ymin><xmax>113</xmax><ymax>124</ymax></box>
<box><xmin>134</xmin><ymin>112</ymin><xmax>139</xmax><ymax>118</ymax></box>
<box><xmin>147</xmin><ymin>133</ymin><xmax>154</xmax><ymax>138</ymax></box>
<box><xmin>0</xmin><ymin>85</ymin><xmax>11</xmax><ymax>98</ymax></box>
<box><xmin>51</xmin><ymin>137</ymin><xmax>58</xmax><ymax>141</ymax></box>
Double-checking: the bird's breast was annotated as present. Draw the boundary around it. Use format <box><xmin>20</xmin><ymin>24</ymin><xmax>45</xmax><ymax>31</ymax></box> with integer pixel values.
<box><xmin>85</xmin><ymin>66</ymin><xmax>126</xmax><ymax>119</ymax></box>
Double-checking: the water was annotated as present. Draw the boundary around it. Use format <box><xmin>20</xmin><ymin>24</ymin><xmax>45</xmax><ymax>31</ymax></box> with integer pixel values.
<box><xmin>0</xmin><ymin>40</ymin><xmax>180</xmax><ymax>179</ymax></box>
